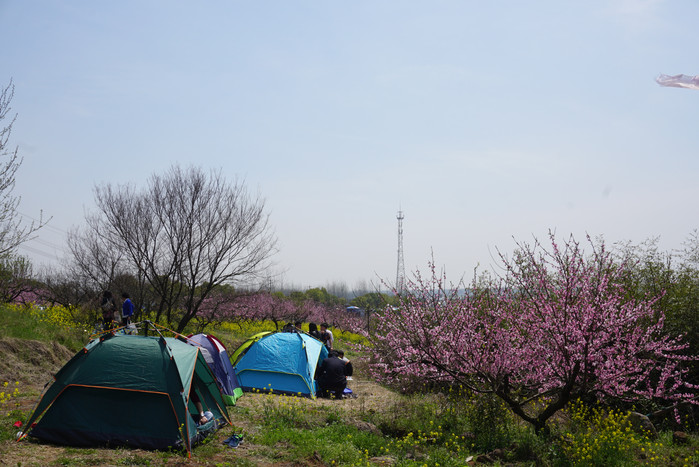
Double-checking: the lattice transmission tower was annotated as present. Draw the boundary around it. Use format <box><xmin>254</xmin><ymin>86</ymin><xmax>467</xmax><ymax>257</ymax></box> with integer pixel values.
<box><xmin>396</xmin><ymin>209</ymin><xmax>406</xmax><ymax>294</ymax></box>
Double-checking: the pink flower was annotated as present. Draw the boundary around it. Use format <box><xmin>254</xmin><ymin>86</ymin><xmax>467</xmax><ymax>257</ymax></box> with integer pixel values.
<box><xmin>369</xmin><ymin>232</ymin><xmax>697</xmax><ymax>433</ymax></box>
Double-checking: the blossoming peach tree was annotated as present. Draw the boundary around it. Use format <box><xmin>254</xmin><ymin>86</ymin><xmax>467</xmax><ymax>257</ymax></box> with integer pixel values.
<box><xmin>197</xmin><ymin>291</ymin><xmax>299</xmax><ymax>329</ymax></box>
<box><xmin>197</xmin><ymin>290</ymin><xmax>366</xmax><ymax>335</ymax></box>
<box><xmin>370</xmin><ymin>233</ymin><xmax>697</xmax><ymax>433</ymax></box>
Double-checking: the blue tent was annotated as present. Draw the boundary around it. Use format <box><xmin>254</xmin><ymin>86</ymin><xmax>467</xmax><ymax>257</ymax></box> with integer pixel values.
<box><xmin>233</xmin><ymin>332</ymin><xmax>328</xmax><ymax>398</ymax></box>
<box><xmin>187</xmin><ymin>333</ymin><xmax>243</xmax><ymax>406</ymax></box>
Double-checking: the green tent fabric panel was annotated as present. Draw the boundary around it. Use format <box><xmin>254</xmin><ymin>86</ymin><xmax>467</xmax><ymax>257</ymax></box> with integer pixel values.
<box><xmin>26</xmin><ymin>338</ymin><xmax>103</xmax><ymax>429</ymax></box>
<box><xmin>167</xmin><ymin>338</ymin><xmax>198</xmax><ymax>394</ymax></box>
<box><xmin>51</xmin><ymin>335</ymin><xmax>185</xmax><ymax>393</ymax></box>
<box><xmin>31</xmin><ymin>386</ymin><xmax>182</xmax><ymax>449</ymax></box>
<box><xmin>222</xmin><ymin>387</ymin><xmax>244</xmax><ymax>406</ymax></box>
<box><xmin>188</xmin><ymin>351</ymin><xmax>229</xmax><ymax>424</ymax></box>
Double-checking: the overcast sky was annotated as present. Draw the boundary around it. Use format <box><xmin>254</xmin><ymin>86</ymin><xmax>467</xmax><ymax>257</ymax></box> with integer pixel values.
<box><xmin>2</xmin><ymin>1</ymin><xmax>698</xmax><ymax>290</ymax></box>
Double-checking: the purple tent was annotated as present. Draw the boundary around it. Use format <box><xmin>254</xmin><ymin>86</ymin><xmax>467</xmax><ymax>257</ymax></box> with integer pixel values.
<box><xmin>187</xmin><ymin>334</ymin><xmax>243</xmax><ymax>405</ymax></box>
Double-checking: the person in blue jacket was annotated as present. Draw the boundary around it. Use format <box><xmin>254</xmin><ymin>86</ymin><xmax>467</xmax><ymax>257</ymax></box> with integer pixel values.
<box><xmin>121</xmin><ymin>292</ymin><xmax>134</xmax><ymax>326</ymax></box>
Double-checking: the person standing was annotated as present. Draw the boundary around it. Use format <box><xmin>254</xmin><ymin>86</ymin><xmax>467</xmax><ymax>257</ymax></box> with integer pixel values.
<box><xmin>308</xmin><ymin>322</ymin><xmax>321</xmax><ymax>340</ymax></box>
<box><xmin>100</xmin><ymin>290</ymin><xmax>117</xmax><ymax>330</ymax></box>
<box><xmin>320</xmin><ymin>322</ymin><xmax>334</xmax><ymax>351</ymax></box>
<box><xmin>121</xmin><ymin>292</ymin><xmax>134</xmax><ymax>327</ymax></box>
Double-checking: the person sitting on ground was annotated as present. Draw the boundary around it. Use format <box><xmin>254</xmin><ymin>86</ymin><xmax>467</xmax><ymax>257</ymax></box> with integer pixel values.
<box><xmin>294</xmin><ymin>320</ymin><xmax>303</xmax><ymax>332</ymax></box>
<box><xmin>282</xmin><ymin>322</ymin><xmax>294</xmax><ymax>332</ymax></box>
<box><xmin>189</xmin><ymin>386</ymin><xmax>212</xmax><ymax>425</ymax></box>
<box><xmin>316</xmin><ymin>350</ymin><xmax>351</xmax><ymax>399</ymax></box>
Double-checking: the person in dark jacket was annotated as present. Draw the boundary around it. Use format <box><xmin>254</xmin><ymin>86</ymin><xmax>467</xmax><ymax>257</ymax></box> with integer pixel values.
<box><xmin>308</xmin><ymin>322</ymin><xmax>321</xmax><ymax>340</ymax></box>
<box><xmin>316</xmin><ymin>350</ymin><xmax>351</xmax><ymax>399</ymax></box>
<box><xmin>100</xmin><ymin>290</ymin><xmax>117</xmax><ymax>330</ymax></box>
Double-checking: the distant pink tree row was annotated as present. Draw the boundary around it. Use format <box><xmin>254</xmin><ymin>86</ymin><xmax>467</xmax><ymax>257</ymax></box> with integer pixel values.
<box><xmin>196</xmin><ymin>291</ymin><xmax>366</xmax><ymax>336</ymax></box>
<box><xmin>197</xmin><ymin>292</ymin><xmax>297</xmax><ymax>330</ymax></box>
<box><xmin>370</xmin><ymin>233</ymin><xmax>697</xmax><ymax>433</ymax></box>
<box><xmin>305</xmin><ymin>303</ymin><xmax>368</xmax><ymax>338</ymax></box>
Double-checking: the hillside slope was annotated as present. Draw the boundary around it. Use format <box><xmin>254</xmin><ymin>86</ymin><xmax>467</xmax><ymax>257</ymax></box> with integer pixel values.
<box><xmin>0</xmin><ymin>337</ymin><xmax>74</xmax><ymax>390</ymax></box>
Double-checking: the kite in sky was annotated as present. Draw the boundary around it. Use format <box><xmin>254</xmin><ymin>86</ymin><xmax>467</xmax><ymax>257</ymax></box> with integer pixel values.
<box><xmin>656</xmin><ymin>73</ymin><xmax>699</xmax><ymax>90</ymax></box>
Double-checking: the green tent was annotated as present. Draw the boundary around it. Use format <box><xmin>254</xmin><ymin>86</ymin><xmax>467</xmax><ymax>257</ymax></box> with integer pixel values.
<box><xmin>20</xmin><ymin>332</ymin><xmax>229</xmax><ymax>455</ymax></box>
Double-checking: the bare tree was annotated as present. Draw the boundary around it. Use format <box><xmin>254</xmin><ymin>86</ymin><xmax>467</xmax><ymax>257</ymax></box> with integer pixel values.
<box><xmin>60</xmin><ymin>225</ymin><xmax>148</xmax><ymax>318</ymax></box>
<box><xmin>325</xmin><ymin>281</ymin><xmax>349</xmax><ymax>300</ymax></box>
<box><xmin>0</xmin><ymin>79</ymin><xmax>47</xmax><ymax>257</ymax></box>
<box><xmin>0</xmin><ymin>254</ymin><xmax>34</xmax><ymax>302</ymax></box>
<box><xmin>39</xmin><ymin>264</ymin><xmax>99</xmax><ymax>312</ymax></box>
<box><xmin>71</xmin><ymin>165</ymin><xmax>277</xmax><ymax>332</ymax></box>
<box><xmin>66</xmin><ymin>225</ymin><xmax>123</xmax><ymax>288</ymax></box>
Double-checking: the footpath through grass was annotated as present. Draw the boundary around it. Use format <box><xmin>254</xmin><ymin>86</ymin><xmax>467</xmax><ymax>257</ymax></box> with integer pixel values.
<box><xmin>0</xmin><ymin>304</ymin><xmax>697</xmax><ymax>466</ymax></box>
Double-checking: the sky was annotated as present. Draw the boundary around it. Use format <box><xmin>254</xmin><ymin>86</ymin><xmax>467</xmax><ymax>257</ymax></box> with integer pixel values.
<box><xmin>1</xmin><ymin>0</ymin><xmax>698</xmax><ymax>291</ymax></box>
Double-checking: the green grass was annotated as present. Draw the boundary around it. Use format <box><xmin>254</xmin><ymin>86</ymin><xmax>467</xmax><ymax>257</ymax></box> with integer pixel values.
<box><xmin>0</xmin><ymin>408</ymin><xmax>24</xmax><ymax>442</ymax></box>
<box><xmin>0</xmin><ymin>304</ymin><xmax>90</xmax><ymax>352</ymax></box>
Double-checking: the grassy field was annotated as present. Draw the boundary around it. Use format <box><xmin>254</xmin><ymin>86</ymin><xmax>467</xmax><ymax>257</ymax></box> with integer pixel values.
<box><xmin>0</xmin><ymin>304</ymin><xmax>697</xmax><ymax>466</ymax></box>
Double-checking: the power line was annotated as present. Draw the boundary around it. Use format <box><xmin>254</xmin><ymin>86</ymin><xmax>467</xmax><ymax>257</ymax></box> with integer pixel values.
<box><xmin>18</xmin><ymin>211</ymin><xmax>70</xmax><ymax>236</ymax></box>
<box><xmin>27</xmin><ymin>236</ymin><xmax>64</xmax><ymax>250</ymax></box>
<box><xmin>18</xmin><ymin>243</ymin><xmax>63</xmax><ymax>260</ymax></box>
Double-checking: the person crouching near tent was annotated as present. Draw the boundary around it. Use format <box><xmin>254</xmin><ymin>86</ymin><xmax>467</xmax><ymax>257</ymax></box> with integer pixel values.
<box><xmin>316</xmin><ymin>350</ymin><xmax>352</xmax><ymax>399</ymax></box>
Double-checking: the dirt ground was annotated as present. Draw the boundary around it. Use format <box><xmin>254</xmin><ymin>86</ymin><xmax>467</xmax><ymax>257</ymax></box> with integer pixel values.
<box><xmin>0</xmin><ymin>337</ymin><xmax>397</xmax><ymax>466</ymax></box>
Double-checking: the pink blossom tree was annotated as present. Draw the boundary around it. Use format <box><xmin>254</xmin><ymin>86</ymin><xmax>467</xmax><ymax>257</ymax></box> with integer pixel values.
<box><xmin>301</xmin><ymin>300</ymin><xmax>368</xmax><ymax>338</ymax></box>
<box><xmin>371</xmin><ymin>233</ymin><xmax>697</xmax><ymax>433</ymax></box>
<box><xmin>226</xmin><ymin>292</ymin><xmax>299</xmax><ymax>330</ymax></box>
<box><xmin>301</xmin><ymin>299</ymin><xmax>331</xmax><ymax>327</ymax></box>
<box><xmin>196</xmin><ymin>290</ymin><xmax>366</xmax><ymax>335</ymax></box>
<box><xmin>194</xmin><ymin>288</ymin><xmax>253</xmax><ymax>330</ymax></box>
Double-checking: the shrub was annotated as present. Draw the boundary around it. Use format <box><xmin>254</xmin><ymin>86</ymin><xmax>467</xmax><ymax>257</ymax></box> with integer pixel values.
<box><xmin>461</xmin><ymin>392</ymin><xmax>517</xmax><ymax>452</ymax></box>
<box><xmin>560</xmin><ymin>400</ymin><xmax>666</xmax><ymax>465</ymax></box>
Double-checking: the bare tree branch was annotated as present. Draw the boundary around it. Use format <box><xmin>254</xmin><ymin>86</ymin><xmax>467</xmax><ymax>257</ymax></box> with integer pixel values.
<box><xmin>70</xmin><ymin>165</ymin><xmax>277</xmax><ymax>332</ymax></box>
<box><xmin>0</xmin><ymin>79</ymin><xmax>49</xmax><ymax>257</ymax></box>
